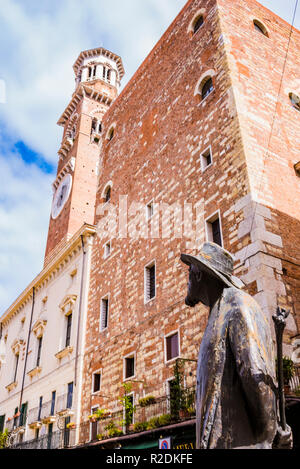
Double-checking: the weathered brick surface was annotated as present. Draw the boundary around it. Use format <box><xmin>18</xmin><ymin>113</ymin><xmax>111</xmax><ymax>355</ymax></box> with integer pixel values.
<box><xmin>62</xmin><ymin>0</ymin><xmax>299</xmax><ymax>427</ymax></box>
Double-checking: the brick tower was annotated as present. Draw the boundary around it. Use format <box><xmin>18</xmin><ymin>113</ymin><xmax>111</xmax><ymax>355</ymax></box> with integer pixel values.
<box><xmin>44</xmin><ymin>47</ymin><xmax>124</xmax><ymax>265</ymax></box>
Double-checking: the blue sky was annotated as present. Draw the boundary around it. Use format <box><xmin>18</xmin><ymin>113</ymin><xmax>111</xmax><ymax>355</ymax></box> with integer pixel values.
<box><xmin>0</xmin><ymin>0</ymin><xmax>299</xmax><ymax>313</ymax></box>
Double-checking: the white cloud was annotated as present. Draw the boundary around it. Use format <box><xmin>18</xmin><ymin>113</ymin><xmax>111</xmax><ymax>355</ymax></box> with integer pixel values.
<box><xmin>0</xmin><ymin>0</ymin><xmax>298</xmax><ymax>312</ymax></box>
<box><xmin>0</xmin><ymin>0</ymin><xmax>187</xmax><ymax>162</ymax></box>
<box><xmin>0</xmin><ymin>145</ymin><xmax>53</xmax><ymax>312</ymax></box>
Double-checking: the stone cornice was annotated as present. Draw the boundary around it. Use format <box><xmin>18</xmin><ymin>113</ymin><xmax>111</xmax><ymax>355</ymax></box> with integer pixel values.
<box><xmin>57</xmin><ymin>84</ymin><xmax>112</xmax><ymax>127</ymax></box>
<box><xmin>73</xmin><ymin>47</ymin><xmax>125</xmax><ymax>79</ymax></box>
<box><xmin>0</xmin><ymin>224</ymin><xmax>96</xmax><ymax>325</ymax></box>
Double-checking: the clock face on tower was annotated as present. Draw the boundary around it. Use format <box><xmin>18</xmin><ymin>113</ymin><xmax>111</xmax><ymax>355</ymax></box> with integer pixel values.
<box><xmin>51</xmin><ymin>173</ymin><xmax>73</xmax><ymax>220</ymax></box>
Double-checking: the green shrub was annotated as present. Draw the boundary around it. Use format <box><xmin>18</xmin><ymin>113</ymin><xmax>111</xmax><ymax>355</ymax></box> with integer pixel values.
<box><xmin>133</xmin><ymin>421</ymin><xmax>149</xmax><ymax>432</ymax></box>
<box><xmin>138</xmin><ymin>396</ymin><xmax>156</xmax><ymax>407</ymax></box>
<box><xmin>96</xmin><ymin>433</ymin><xmax>106</xmax><ymax>441</ymax></box>
<box><xmin>158</xmin><ymin>414</ymin><xmax>172</xmax><ymax>427</ymax></box>
<box><xmin>147</xmin><ymin>416</ymin><xmax>160</xmax><ymax>429</ymax></box>
<box><xmin>108</xmin><ymin>428</ymin><xmax>123</xmax><ymax>438</ymax></box>
<box><xmin>0</xmin><ymin>430</ymin><xmax>8</xmax><ymax>449</ymax></box>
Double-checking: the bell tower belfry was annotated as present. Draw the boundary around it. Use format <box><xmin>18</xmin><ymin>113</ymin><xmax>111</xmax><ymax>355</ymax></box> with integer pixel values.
<box><xmin>44</xmin><ymin>47</ymin><xmax>124</xmax><ymax>266</ymax></box>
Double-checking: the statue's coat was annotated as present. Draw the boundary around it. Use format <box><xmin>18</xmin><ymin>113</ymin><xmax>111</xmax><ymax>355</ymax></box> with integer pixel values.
<box><xmin>197</xmin><ymin>287</ymin><xmax>277</xmax><ymax>449</ymax></box>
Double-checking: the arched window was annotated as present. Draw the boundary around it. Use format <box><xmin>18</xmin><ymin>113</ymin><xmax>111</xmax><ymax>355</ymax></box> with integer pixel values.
<box><xmin>253</xmin><ymin>20</ymin><xmax>269</xmax><ymax>37</ymax></box>
<box><xmin>104</xmin><ymin>186</ymin><xmax>111</xmax><ymax>203</ymax></box>
<box><xmin>201</xmin><ymin>77</ymin><xmax>214</xmax><ymax>100</ymax></box>
<box><xmin>193</xmin><ymin>15</ymin><xmax>204</xmax><ymax>34</ymax></box>
<box><xmin>289</xmin><ymin>92</ymin><xmax>300</xmax><ymax>111</ymax></box>
<box><xmin>107</xmin><ymin>127</ymin><xmax>114</xmax><ymax>141</ymax></box>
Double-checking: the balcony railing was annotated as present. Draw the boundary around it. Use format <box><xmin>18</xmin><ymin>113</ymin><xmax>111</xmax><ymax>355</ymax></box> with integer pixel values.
<box><xmin>28</xmin><ymin>405</ymin><xmax>47</xmax><ymax>425</ymax></box>
<box><xmin>56</xmin><ymin>393</ymin><xmax>73</xmax><ymax>415</ymax></box>
<box><xmin>9</xmin><ymin>429</ymin><xmax>76</xmax><ymax>450</ymax></box>
<box><xmin>290</xmin><ymin>365</ymin><xmax>300</xmax><ymax>393</ymax></box>
<box><xmin>40</xmin><ymin>400</ymin><xmax>56</xmax><ymax>422</ymax></box>
<box><xmin>5</xmin><ymin>414</ymin><xmax>27</xmax><ymax>433</ymax></box>
<box><xmin>79</xmin><ymin>386</ymin><xmax>196</xmax><ymax>445</ymax></box>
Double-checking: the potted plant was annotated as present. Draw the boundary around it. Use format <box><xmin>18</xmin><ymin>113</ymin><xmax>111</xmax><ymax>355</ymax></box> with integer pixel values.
<box><xmin>88</xmin><ymin>413</ymin><xmax>99</xmax><ymax>423</ymax></box>
<box><xmin>133</xmin><ymin>421</ymin><xmax>148</xmax><ymax>433</ymax></box>
<box><xmin>282</xmin><ymin>356</ymin><xmax>295</xmax><ymax>394</ymax></box>
<box><xmin>96</xmin><ymin>408</ymin><xmax>112</xmax><ymax>420</ymax></box>
<box><xmin>66</xmin><ymin>422</ymin><xmax>76</xmax><ymax>430</ymax></box>
<box><xmin>138</xmin><ymin>396</ymin><xmax>156</xmax><ymax>407</ymax></box>
<box><xmin>119</xmin><ymin>383</ymin><xmax>136</xmax><ymax>433</ymax></box>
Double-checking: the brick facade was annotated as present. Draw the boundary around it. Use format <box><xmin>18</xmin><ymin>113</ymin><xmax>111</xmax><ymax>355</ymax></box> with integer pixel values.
<box><xmin>79</xmin><ymin>0</ymin><xmax>300</xmax><ymax>432</ymax></box>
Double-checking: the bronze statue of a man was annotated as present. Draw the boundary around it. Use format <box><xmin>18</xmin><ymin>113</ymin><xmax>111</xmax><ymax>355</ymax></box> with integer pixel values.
<box><xmin>181</xmin><ymin>242</ymin><xmax>292</xmax><ymax>449</ymax></box>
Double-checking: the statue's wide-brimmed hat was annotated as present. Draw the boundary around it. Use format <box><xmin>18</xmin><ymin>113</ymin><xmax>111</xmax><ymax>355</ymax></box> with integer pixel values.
<box><xmin>181</xmin><ymin>242</ymin><xmax>244</xmax><ymax>289</ymax></box>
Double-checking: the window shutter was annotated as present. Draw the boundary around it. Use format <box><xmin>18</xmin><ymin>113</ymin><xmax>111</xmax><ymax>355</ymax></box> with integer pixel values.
<box><xmin>100</xmin><ymin>299</ymin><xmax>109</xmax><ymax>331</ymax></box>
<box><xmin>145</xmin><ymin>264</ymin><xmax>156</xmax><ymax>301</ymax></box>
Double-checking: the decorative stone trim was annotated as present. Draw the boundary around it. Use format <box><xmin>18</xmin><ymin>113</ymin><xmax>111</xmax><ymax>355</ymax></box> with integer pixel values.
<box><xmin>11</xmin><ymin>338</ymin><xmax>24</xmax><ymax>355</ymax></box>
<box><xmin>42</xmin><ymin>415</ymin><xmax>56</xmax><ymax>425</ymax></box>
<box><xmin>57</xmin><ymin>138</ymin><xmax>74</xmax><ymax>159</ymax></box>
<box><xmin>29</xmin><ymin>421</ymin><xmax>43</xmax><ymax>430</ymax></box>
<box><xmin>57</xmin><ymin>409</ymin><xmax>74</xmax><ymax>418</ymax></box>
<box><xmin>55</xmin><ymin>346</ymin><xmax>73</xmax><ymax>360</ymax></box>
<box><xmin>32</xmin><ymin>319</ymin><xmax>47</xmax><ymax>338</ymax></box>
<box><xmin>73</xmin><ymin>47</ymin><xmax>124</xmax><ymax>79</ymax></box>
<box><xmin>52</xmin><ymin>158</ymin><xmax>76</xmax><ymax>191</ymax></box>
<box><xmin>27</xmin><ymin>366</ymin><xmax>42</xmax><ymax>379</ymax></box>
<box><xmin>57</xmin><ymin>84</ymin><xmax>112</xmax><ymax>127</ymax></box>
<box><xmin>6</xmin><ymin>381</ymin><xmax>17</xmax><ymax>392</ymax></box>
<box><xmin>59</xmin><ymin>295</ymin><xmax>77</xmax><ymax>316</ymax></box>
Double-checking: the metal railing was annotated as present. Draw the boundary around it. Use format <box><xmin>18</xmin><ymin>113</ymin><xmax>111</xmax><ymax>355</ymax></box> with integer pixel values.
<box><xmin>27</xmin><ymin>406</ymin><xmax>42</xmax><ymax>425</ymax></box>
<box><xmin>5</xmin><ymin>414</ymin><xmax>27</xmax><ymax>433</ymax></box>
<box><xmin>9</xmin><ymin>429</ymin><xmax>76</xmax><ymax>450</ymax></box>
<box><xmin>40</xmin><ymin>400</ymin><xmax>56</xmax><ymax>420</ymax></box>
<box><xmin>290</xmin><ymin>365</ymin><xmax>300</xmax><ymax>392</ymax></box>
<box><xmin>78</xmin><ymin>386</ymin><xmax>196</xmax><ymax>445</ymax></box>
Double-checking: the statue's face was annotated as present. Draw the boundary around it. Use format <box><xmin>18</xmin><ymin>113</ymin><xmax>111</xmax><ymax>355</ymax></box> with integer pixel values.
<box><xmin>185</xmin><ymin>264</ymin><xmax>209</xmax><ymax>307</ymax></box>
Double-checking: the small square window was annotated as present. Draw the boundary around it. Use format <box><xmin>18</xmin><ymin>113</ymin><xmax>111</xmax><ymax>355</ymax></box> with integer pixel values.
<box><xmin>206</xmin><ymin>212</ymin><xmax>223</xmax><ymax>247</ymax></box>
<box><xmin>201</xmin><ymin>147</ymin><xmax>213</xmax><ymax>171</ymax></box>
<box><xmin>124</xmin><ymin>356</ymin><xmax>135</xmax><ymax>380</ymax></box>
<box><xmin>146</xmin><ymin>202</ymin><xmax>154</xmax><ymax>220</ymax></box>
<box><xmin>104</xmin><ymin>242</ymin><xmax>111</xmax><ymax>259</ymax></box>
<box><xmin>166</xmin><ymin>332</ymin><xmax>179</xmax><ymax>362</ymax></box>
<box><xmin>92</xmin><ymin>372</ymin><xmax>101</xmax><ymax>394</ymax></box>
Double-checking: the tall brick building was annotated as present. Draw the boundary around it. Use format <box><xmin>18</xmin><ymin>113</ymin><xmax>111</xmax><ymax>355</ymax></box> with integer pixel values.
<box><xmin>78</xmin><ymin>0</ymin><xmax>300</xmax><ymax>448</ymax></box>
<box><xmin>0</xmin><ymin>0</ymin><xmax>299</xmax><ymax>450</ymax></box>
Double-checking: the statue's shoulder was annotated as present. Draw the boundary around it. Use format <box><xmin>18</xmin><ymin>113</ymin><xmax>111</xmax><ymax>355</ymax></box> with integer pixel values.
<box><xmin>223</xmin><ymin>287</ymin><xmax>259</xmax><ymax>311</ymax></box>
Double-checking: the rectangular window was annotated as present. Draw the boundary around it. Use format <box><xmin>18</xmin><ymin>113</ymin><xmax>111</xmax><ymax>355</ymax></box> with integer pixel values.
<box><xmin>200</xmin><ymin>147</ymin><xmax>213</xmax><ymax>171</ymax></box>
<box><xmin>13</xmin><ymin>407</ymin><xmax>18</xmax><ymax>428</ymax></box>
<box><xmin>145</xmin><ymin>262</ymin><xmax>156</xmax><ymax>302</ymax></box>
<box><xmin>50</xmin><ymin>391</ymin><xmax>56</xmax><ymax>416</ymax></box>
<box><xmin>90</xmin><ymin>406</ymin><xmax>99</xmax><ymax>442</ymax></box>
<box><xmin>19</xmin><ymin>402</ymin><xmax>28</xmax><ymax>427</ymax></box>
<box><xmin>67</xmin><ymin>382</ymin><xmax>73</xmax><ymax>409</ymax></box>
<box><xmin>166</xmin><ymin>332</ymin><xmax>179</xmax><ymax>362</ymax></box>
<box><xmin>38</xmin><ymin>396</ymin><xmax>43</xmax><ymax>421</ymax></box>
<box><xmin>65</xmin><ymin>313</ymin><xmax>72</xmax><ymax>348</ymax></box>
<box><xmin>206</xmin><ymin>212</ymin><xmax>223</xmax><ymax>247</ymax></box>
<box><xmin>0</xmin><ymin>415</ymin><xmax>5</xmax><ymax>433</ymax></box>
<box><xmin>36</xmin><ymin>337</ymin><xmax>43</xmax><ymax>367</ymax></box>
<box><xmin>104</xmin><ymin>242</ymin><xmax>111</xmax><ymax>259</ymax></box>
<box><xmin>92</xmin><ymin>372</ymin><xmax>101</xmax><ymax>394</ymax></box>
<box><xmin>100</xmin><ymin>297</ymin><xmax>109</xmax><ymax>331</ymax></box>
<box><xmin>124</xmin><ymin>356</ymin><xmax>135</xmax><ymax>380</ymax></box>
<box><xmin>13</xmin><ymin>354</ymin><xmax>19</xmax><ymax>383</ymax></box>
<box><xmin>146</xmin><ymin>201</ymin><xmax>154</xmax><ymax>220</ymax></box>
